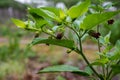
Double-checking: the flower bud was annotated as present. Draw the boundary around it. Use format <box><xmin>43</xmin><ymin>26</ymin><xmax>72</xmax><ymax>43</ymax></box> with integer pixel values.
<box><xmin>107</xmin><ymin>19</ymin><xmax>114</xmax><ymax>25</ymax></box>
<box><xmin>56</xmin><ymin>32</ymin><xmax>63</xmax><ymax>39</ymax></box>
<box><xmin>88</xmin><ymin>30</ymin><xmax>101</xmax><ymax>39</ymax></box>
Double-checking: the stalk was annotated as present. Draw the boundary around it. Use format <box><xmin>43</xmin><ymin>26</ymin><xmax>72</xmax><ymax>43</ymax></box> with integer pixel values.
<box><xmin>97</xmin><ymin>25</ymin><xmax>106</xmax><ymax>79</ymax></box>
<box><xmin>77</xmin><ymin>37</ymin><xmax>102</xmax><ymax>79</ymax></box>
<box><xmin>67</xmin><ymin>23</ymin><xmax>103</xmax><ymax>79</ymax></box>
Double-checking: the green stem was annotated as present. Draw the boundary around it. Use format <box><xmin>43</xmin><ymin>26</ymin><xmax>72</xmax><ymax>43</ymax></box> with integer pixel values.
<box><xmin>63</xmin><ymin>35</ymin><xmax>68</xmax><ymax>39</ymax></box>
<box><xmin>29</xmin><ymin>27</ymin><xmax>56</xmax><ymax>38</ymax></box>
<box><xmin>65</xmin><ymin>24</ymin><xmax>80</xmax><ymax>47</ymax></box>
<box><xmin>77</xmin><ymin>37</ymin><xmax>101</xmax><ymax>79</ymax></box>
<box><xmin>97</xmin><ymin>25</ymin><xmax>106</xmax><ymax>79</ymax></box>
<box><xmin>66</xmin><ymin>23</ymin><xmax>102</xmax><ymax>79</ymax></box>
<box><xmin>41</xmin><ymin>28</ymin><xmax>56</xmax><ymax>38</ymax></box>
<box><xmin>97</xmin><ymin>25</ymin><xmax>101</xmax><ymax>53</ymax></box>
<box><xmin>66</xmin><ymin>24</ymin><xmax>80</xmax><ymax>38</ymax></box>
<box><xmin>106</xmin><ymin>63</ymin><xmax>109</xmax><ymax>79</ymax></box>
<box><xmin>80</xmin><ymin>30</ymin><xmax>87</xmax><ymax>38</ymax></box>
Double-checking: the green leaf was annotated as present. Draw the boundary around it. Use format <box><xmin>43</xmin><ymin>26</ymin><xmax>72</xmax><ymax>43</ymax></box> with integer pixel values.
<box><xmin>73</xmin><ymin>15</ymin><xmax>86</xmax><ymax>29</ymax></box>
<box><xmin>108</xmin><ymin>51</ymin><xmax>120</xmax><ymax>60</ymax></box>
<box><xmin>36</xmin><ymin>18</ymin><xmax>47</xmax><ymax>28</ymax></box>
<box><xmin>59</xmin><ymin>8</ymin><xmax>66</xmax><ymax>20</ymax></box>
<box><xmin>31</xmin><ymin>38</ymin><xmax>75</xmax><ymax>49</ymax></box>
<box><xmin>80</xmin><ymin>10</ymin><xmax>120</xmax><ymax>30</ymax></box>
<box><xmin>85</xmin><ymin>66</ymin><xmax>93</xmax><ymax>75</ymax></box>
<box><xmin>111</xmin><ymin>64</ymin><xmax>120</xmax><ymax>74</ymax></box>
<box><xmin>108</xmin><ymin>40</ymin><xmax>120</xmax><ymax>60</ymax></box>
<box><xmin>38</xmin><ymin>65</ymin><xmax>90</xmax><ymax>76</ymax></box>
<box><xmin>104</xmin><ymin>32</ymin><xmax>111</xmax><ymax>44</ymax></box>
<box><xmin>99</xmin><ymin>32</ymin><xmax>112</xmax><ymax>48</ymax></box>
<box><xmin>41</xmin><ymin>7</ymin><xmax>60</xmax><ymax>17</ymax></box>
<box><xmin>68</xmin><ymin>0</ymin><xmax>90</xmax><ymax>19</ymax></box>
<box><xmin>30</xmin><ymin>13</ymin><xmax>47</xmax><ymax>28</ymax></box>
<box><xmin>29</xmin><ymin>8</ymin><xmax>61</xmax><ymax>22</ymax></box>
<box><xmin>11</xmin><ymin>18</ymin><xmax>26</xmax><ymax>29</ymax></box>
<box><xmin>90</xmin><ymin>58</ymin><xmax>109</xmax><ymax>66</ymax></box>
<box><xmin>52</xmin><ymin>26</ymin><xmax>59</xmax><ymax>32</ymax></box>
<box><xmin>41</xmin><ymin>7</ymin><xmax>66</xmax><ymax>20</ymax></box>
<box><xmin>43</xmin><ymin>10</ymin><xmax>61</xmax><ymax>22</ymax></box>
<box><xmin>32</xmin><ymin>15</ymin><xmax>47</xmax><ymax>28</ymax></box>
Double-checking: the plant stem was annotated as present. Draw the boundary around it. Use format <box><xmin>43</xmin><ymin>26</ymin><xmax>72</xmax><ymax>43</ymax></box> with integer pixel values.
<box><xmin>77</xmin><ymin>37</ymin><xmax>101</xmax><ymax>79</ymax></box>
<box><xmin>41</xmin><ymin>28</ymin><xmax>56</xmax><ymax>38</ymax></box>
<box><xmin>97</xmin><ymin>25</ymin><xmax>106</xmax><ymax>79</ymax></box>
<box><xmin>67</xmin><ymin>23</ymin><xmax>102</xmax><ymax>79</ymax></box>
<box><xmin>66</xmin><ymin>24</ymin><xmax>80</xmax><ymax>38</ymax></box>
<box><xmin>97</xmin><ymin>25</ymin><xmax>101</xmax><ymax>53</ymax></box>
<box><xmin>65</xmin><ymin>24</ymin><xmax>81</xmax><ymax>47</ymax></box>
<box><xmin>80</xmin><ymin>30</ymin><xmax>87</xmax><ymax>38</ymax></box>
<box><xmin>106</xmin><ymin>63</ymin><xmax>109</xmax><ymax>79</ymax></box>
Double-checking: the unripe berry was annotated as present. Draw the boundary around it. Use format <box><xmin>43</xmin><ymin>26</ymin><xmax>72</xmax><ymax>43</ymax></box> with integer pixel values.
<box><xmin>66</xmin><ymin>49</ymin><xmax>72</xmax><ymax>54</ymax></box>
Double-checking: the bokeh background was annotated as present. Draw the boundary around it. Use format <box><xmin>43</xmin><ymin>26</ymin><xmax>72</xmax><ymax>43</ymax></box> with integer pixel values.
<box><xmin>0</xmin><ymin>0</ymin><xmax>120</xmax><ymax>80</ymax></box>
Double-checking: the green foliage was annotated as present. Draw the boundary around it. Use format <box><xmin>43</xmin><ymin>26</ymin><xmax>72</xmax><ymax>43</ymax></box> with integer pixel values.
<box><xmin>84</xmin><ymin>66</ymin><xmax>93</xmax><ymax>75</ymax></box>
<box><xmin>80</xmin><ymin>10</ymin><xmax>120</xmax><ymax>30</ymax></box>
<box><xmin>29</xmin><ymin>8</ymin><xmax>61</xmax><ymax>22</ymax></box>
<box><xmin>41</xmin><ymin>7</ymin><xmax>60</xmax><ymax>17</ymax></box>
<box><xmin>99</xmin><ymin>32</ymin><xmax>111</xmax><ymax>46</ymax></box>
<box><xmin>38</xmin><ymin>65</ymin><xmax>90</xmax><ymax>76</ymax></box>
<box><xmin>68</xmin><ymin>0</ymin><xmax>90</xmax><ymax>19</ymax></box>
<box><xmin>11</xmin><ymin>18</ymin><xmax>26</xmax><ymax>29</ymax></box>
<box><xmin>12</xmin><ymin>0</ymin><xmax>120</xmax><ymax>80</ymax></box>
<box><xmin>111</xmin><ymin>64</ymin><xmax>120</xmax><ymax>74</ymax></box>
<box><xmin>31</xmin><ymin>38</ymin><xmax>75</xmax><ymax>49</ymax></box>
<box><xmin>90</xmin><ymin>58</ymin><xmax>109</xmax><ymax>66</ymax></box>
<box><xmin>100</xmin><ymin>20</ymin><xmax>120</xmax><ymax>44</ymax></box>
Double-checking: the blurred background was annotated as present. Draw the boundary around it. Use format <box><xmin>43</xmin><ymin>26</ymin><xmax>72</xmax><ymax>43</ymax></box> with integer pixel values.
<box><xmin>0</xmin><ymin>0</ymin><xmax>120</xmax><ymax>80</ymax></box>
